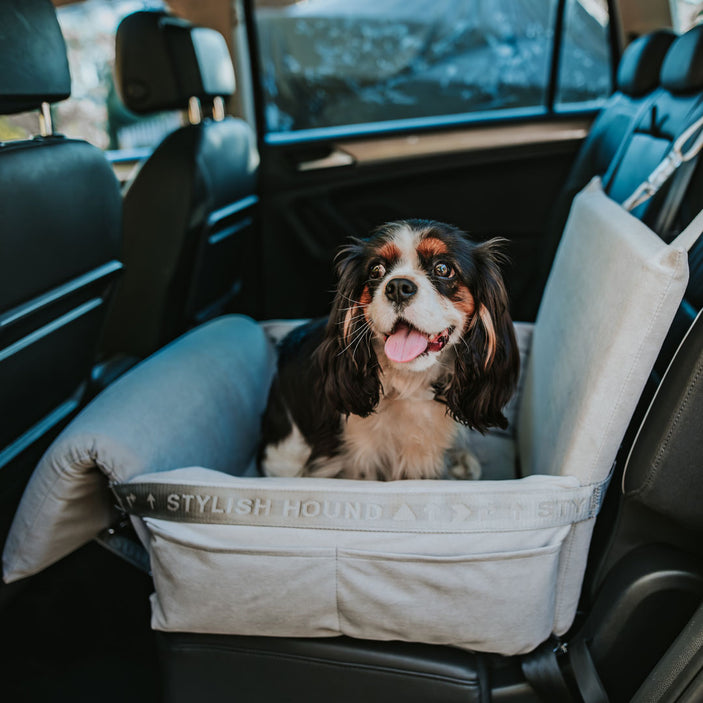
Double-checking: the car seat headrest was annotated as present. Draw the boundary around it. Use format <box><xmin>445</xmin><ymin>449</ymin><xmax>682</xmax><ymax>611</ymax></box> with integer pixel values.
<box><xmin>115</xmin><ymin>10</ymin><xmax>236</xmax><ymax>115</ymax></box>
<box><xmin>0</xmin><ymin>0</ymin><xmax>71</xmax><ymax>115</ymax></box>
<box><xmin>661</xmin><ymin>24</ymin><xmax>703</xmax><ymax>94</ymax></box>
<box><xmin>617</xmin><ymin>30</ymin><xmax>675</xmax><ymax>97</ymax></box>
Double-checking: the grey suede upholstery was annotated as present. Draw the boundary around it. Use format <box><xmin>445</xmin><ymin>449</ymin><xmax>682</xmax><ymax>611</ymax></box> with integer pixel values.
<box><xmin>3</xmin><ymin>315</ymin><xmax>274</xmax><ymax>581</ymax></box>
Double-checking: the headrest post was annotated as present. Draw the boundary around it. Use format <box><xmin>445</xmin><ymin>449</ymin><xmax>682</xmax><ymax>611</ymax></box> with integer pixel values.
<box><xmin>212</xmin><ymin>96</ymin><xmax>226</xmax><ymax>122</ymax></box>
<box><xmin>38</xmin><ymin>102</ymin><xmax>54</xmax><ymax>136</ymax></box>
<box><xmin>187</xmin><ymin>96</ymin><xmax>202</xmax><ymax>125</ymax></box>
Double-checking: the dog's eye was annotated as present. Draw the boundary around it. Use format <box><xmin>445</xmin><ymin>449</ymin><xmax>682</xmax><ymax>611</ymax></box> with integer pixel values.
<box><xmin>369</xmin><ymin>263</ymin><xmax>386</xmax><ymax>280</ymax></box>
<box><xmin>434</xmin><ymin>262</ymin><xmax>454</xmax><ymax>279</ymax></box>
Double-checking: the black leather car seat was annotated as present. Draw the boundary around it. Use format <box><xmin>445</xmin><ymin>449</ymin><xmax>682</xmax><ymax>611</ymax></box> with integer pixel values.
<box><xmin>606</xmin><ymin>25</ymin><xmax>703</xmax><ymax>221</ymax></box>
<box><xmin>553</xmin><ymin>30</ymin><xmax>675</xmax><ymax>222</ymax></box>
<box><xmin>100</xmin><ymin>11</ymin><xmax>259</xmax><ymax>359</ymax></box>
<box><xmin>0</xmin><ymin>0</ymin><xmax>122</xmax><ymax>548</ymax></box>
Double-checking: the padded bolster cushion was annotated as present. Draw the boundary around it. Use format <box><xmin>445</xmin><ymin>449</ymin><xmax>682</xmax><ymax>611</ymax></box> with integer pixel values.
<box><xmin>661</xmin><ymin>24</ymin><xmax>703</xmax><ymax>94</ymax></box>
<box><xmin>623</xmin><ymin>311</ymin><xmax>703</xmax><ymax>530</ymax></box>
<box><xmin>2</xmin><ymin>315</ymin><xmax>276</xmax><ymax>582</ymax></box>
<box><xmin>617</xmin><ymin>30</ymin><xmax>675</xmax><ymax>97</ymax></box>
<box><xmin>115</xmin><ymin>11</ymin><xmax>236</xmax><ymax>114</ymax></box>
<box><xmin>0</xmin><ymin>0</ymin><xmax>71</xmax><ymax>114</ymax></box>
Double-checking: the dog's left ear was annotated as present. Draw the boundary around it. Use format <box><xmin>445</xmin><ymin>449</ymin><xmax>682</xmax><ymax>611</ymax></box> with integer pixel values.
<box><xmin>441</xmin><ymin>238</ymin><xmax>520</xmax><ymax>432</ymax></box>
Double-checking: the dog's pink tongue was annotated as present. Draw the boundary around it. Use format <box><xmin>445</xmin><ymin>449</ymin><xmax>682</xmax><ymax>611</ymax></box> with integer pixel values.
<box><xmin>384</xmin><ymin>325</ymin><xmax>428</xmax><ymax>363</ymax></box>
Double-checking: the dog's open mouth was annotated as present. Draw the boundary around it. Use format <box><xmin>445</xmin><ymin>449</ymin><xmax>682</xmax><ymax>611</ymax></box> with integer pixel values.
<box><xmin>383</xmin><ymin>321</ymin><xmax>453</xmax><ymax>363</ymax></box>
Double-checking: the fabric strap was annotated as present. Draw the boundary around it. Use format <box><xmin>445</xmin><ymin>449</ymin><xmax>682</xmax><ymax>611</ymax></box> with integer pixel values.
<box><xmin>652</xmin><ymin>157</ymin><xmax>699</xmax><ymax>241</ymax></box>
<box><xmin>624</xmin><ymin>105</ymin><xmax>703</xmax><ymax>211</ymax></box>
<box><xmin>111</xmin><ymin>476</ymin><xmax>610</xmax><ymax>533</ymax></box>
<box><xmin>670</xmin><ymin>202</ymin><xmax>703</xmax><ymax>252</ymax></box>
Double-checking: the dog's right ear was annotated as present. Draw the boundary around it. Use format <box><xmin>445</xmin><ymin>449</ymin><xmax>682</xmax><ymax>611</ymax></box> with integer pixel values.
<box><xmin>315</xmin><ymin>240</ymin><xmax>381</xmax><ymax>418</ymax></box>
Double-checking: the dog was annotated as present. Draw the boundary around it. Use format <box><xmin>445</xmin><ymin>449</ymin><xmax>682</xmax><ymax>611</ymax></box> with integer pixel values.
<box><xmin>259</xmin><ymin>219</ymin><xmax>520</xmax><ymax>481</ymax></box>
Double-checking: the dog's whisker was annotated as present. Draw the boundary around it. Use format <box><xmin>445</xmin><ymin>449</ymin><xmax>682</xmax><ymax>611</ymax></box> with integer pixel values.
<box><xmin>343</xmin><ymin>321</ymin><xmax>370</xmax><ymax>353</ymax></box>
<box><xmin>337</xmin><ymin>293</ymin><xmax>361</xmax><ymax>305</ymax></box>
<box><xmin>351</xmin><ymin>324</ymin><xmax>372</xmax><ymax>360</ymax></box>
<box><xmin>337</xmin><ymin>320</ymin><xmax>371</xmax><ymax>357</ymax></box>
<box><xmin>336</xmin><ymin>328</ymin><xmax>365</xmax><ymax>356</ymax></box>
<box><xmin>335</xmin><ymin>305</ymin><xmax>366</xmax><ymax>316</ymax></box>
<box><xmin>336</xmin><ymin>312</ymin><xmax>367</xmax><ymax>326</ymax></box>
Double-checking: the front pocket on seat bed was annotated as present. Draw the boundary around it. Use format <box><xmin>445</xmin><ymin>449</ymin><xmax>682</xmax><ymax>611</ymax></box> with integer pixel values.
<box><xmin>337</xmin><ymin>542</ymin><xmax>563</xmax><ymax>656</ymax></box>
<box><xmin>148</xmin><ymin>533</ymin><xmax>339</xmax><ymax>637</ymax></box>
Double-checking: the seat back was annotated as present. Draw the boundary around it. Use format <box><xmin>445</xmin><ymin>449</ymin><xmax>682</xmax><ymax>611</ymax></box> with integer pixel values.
<box><xmin>0</xmin><ymin>0</ymin><xmax>122</xmax><ymax>543</ymax></box>
<box><xmin>100</xmin><ymin>11</ymin><xmax>259</xmax><ymax>359</ymax></box>
<box><xmin>606</xmin><ymin>25</ymin><xmax>703</xmax><ymax>213</ymax></box>
<box><xmin>561</xmin><ymin>29</ymin><xmax>675</xmax><ymax>201</ymax></box>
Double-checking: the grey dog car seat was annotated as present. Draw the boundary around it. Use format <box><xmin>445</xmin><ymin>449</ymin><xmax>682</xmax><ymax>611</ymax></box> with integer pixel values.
<box><xmin>4</xmin><ymin>163</ymin><xmax>700</xmax><ymax>658</ymax></box>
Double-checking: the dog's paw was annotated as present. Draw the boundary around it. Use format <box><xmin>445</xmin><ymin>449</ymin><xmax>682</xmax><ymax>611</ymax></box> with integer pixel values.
<box><xmin>445</xmin><ymin>448</ymin><xmax>482</xmax><ymax>481</ymax></box>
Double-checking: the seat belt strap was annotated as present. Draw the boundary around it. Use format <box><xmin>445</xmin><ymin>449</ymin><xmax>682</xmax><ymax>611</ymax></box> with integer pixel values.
<box><xmin>521</xmin><ymin>640</ymin><xmax>576</xmax><ymax>702</ymax></box>
<box><xmin>570</xmin><ymin>638</ymin><xmax>610</xmax><ymax>703</ymax></box>
<box><xmin>521</xmin><ymin>638</ymin><xmax>610</xmax><ymax>703</ymax></box>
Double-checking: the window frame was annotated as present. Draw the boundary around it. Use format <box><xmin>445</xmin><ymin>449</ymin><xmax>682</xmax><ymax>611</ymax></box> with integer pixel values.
<box><xmin>244</xmin><ymin>0</ymin><xmax>620</xmax><ymax>147</ymax></box>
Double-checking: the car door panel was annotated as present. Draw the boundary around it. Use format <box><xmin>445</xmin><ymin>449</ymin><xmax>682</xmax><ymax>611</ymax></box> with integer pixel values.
<box><xmin>255</xmin><ymin>115</ymin><xmax>591</xmax><ymax>322</ymax></box>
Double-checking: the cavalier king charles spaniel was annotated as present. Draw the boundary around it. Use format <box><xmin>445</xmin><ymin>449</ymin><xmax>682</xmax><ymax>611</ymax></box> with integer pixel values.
<box><xmin>259</xmin><ymin>219</ymin><xmax>520</xmax><ymax>481</ymax></box>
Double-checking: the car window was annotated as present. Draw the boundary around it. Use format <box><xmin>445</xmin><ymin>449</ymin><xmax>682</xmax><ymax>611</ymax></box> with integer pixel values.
<box><xmin>0</xmin><ymin>0</ymin><xmax>178</xmax><ymax>153</ymax></box>
<box><xmin>253</xmin><ymin>0</ymin><xmax>613</xmax><ymax>136</ymax></box>
<box><xmin>556</xmin><ymin>0</ymin><xmax>611</xmax><ymax>109</ymax></box>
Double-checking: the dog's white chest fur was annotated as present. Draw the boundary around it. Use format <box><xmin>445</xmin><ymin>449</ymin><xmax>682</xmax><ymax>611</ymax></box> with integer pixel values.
<box><xmin>340</xmin><ymin>392</ymin><xmax>457</xmax><ymax>480</ymax></box>
<box><xmin>305</xmin><ymin>363</ymin><xmax>458</xmax><ymax>480</ymax></box>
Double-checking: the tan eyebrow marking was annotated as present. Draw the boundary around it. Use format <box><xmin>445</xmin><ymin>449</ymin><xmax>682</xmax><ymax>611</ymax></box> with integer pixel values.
<box><xmin>416</xmin><ymin>236</ymin><xmax>449</xmax><ymax>259</ymax></box>
<box><xmin>377</xmin><ymin>241</ymin><xmax>401</xmax><ymax>263</ymax></box>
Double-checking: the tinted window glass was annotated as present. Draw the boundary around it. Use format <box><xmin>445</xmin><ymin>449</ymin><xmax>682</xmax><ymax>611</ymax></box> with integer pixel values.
<box><xmin>556</xmin><ymin>0</ymin><xmax>612</xmax><ymax>108</ymax></box>
<box><xmin>255</xmin><ymin>0</ymin><xmax>610</xmax><ymax>134</ymax></box>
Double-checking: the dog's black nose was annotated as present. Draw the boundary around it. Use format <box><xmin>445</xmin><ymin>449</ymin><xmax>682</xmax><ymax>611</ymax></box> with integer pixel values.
<box><xmin>385</xmin><ymin>277</ymin><xmax>417</xmax><ymax>305</ymax></box>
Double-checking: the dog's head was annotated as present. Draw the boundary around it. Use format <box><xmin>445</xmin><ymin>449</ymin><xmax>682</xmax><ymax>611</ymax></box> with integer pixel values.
<box><xmin>317</xmin><ymin>219</ymin><xmax>520</xmax><ymax>432</ymax></box>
